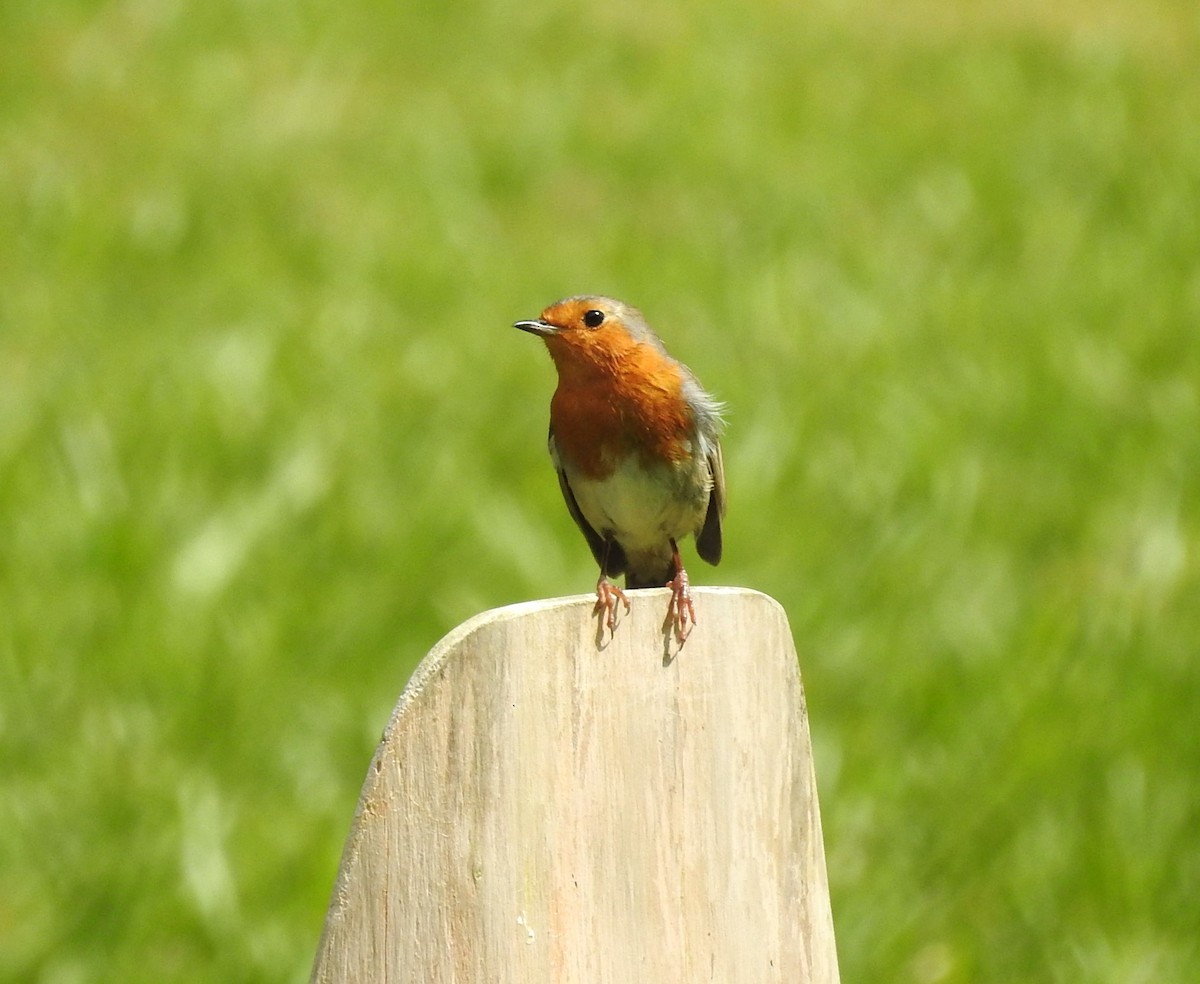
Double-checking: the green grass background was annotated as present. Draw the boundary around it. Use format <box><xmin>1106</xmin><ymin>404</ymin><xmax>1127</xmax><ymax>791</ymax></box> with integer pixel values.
<box><xmin>3</xmin><ymin>0</ymin><xmax>1198</xmax><ymax>980</ymax></box>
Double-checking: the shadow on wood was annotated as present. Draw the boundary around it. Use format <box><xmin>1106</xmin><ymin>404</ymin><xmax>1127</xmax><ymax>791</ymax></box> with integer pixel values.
<box><xmin>310</xmin><ymin>586</ymin><xmax>839</xmax><ymax>983</ymax></box>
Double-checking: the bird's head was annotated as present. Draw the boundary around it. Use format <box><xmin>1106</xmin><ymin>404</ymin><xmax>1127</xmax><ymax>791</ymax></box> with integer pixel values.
<box><xmin>515</xmin><ymin>295</ymin><xmax>660</xmax><ymax>376</ymax></box>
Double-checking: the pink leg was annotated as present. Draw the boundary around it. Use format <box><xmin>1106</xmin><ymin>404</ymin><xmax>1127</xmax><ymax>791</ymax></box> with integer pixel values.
<box><xmin>594</xmin><ymin>575</ymin><xmax>630</xmax><ymax>634</ymax></box>
<box><xmin>664</xmin><ymin>540</ymin><xmax>696</xmax><ymax>643</ymax></box>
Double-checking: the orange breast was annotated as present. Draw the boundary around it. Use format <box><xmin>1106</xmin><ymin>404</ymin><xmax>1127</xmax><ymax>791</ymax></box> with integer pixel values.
<box><xmin>550</xmin><ymin>351</ymin><xmax>694</xmax><ymax>480</ymax></box>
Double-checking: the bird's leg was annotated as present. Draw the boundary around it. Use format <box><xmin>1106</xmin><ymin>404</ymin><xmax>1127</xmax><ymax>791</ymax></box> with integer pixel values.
<box><xmin>593</xmin><ymin>539</ymin><xmax>630</xmax><ymax>634</ymax></box>
<box><xmin>664</xmin><ymin>538</ymin><xmax>696</xmax><ymax>643</ymax></box>
<box><xmin>594</xmin><ymin>576</ymin><xmax>630</xmax><ymax>633</ymax></box>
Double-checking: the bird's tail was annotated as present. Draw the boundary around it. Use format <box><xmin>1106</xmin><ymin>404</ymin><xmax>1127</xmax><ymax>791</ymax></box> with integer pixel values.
<box><xmin>624</xmin><ymin>566</ymin><xmax>673</xmax><ymax>590</ymax></box>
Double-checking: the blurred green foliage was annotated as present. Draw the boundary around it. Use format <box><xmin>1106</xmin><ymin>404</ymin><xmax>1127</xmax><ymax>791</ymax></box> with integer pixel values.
<box><xmin>2</xmin><ymin>1</ymin><xmax>1198</xmax><ymax>981</ymax></box>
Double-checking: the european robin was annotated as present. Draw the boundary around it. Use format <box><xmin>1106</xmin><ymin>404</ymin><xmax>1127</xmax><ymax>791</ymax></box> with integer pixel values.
<box><xmin>515</xmin><ymin>295</ymin><xmax>726</xmax><ymax>642</ymax></box>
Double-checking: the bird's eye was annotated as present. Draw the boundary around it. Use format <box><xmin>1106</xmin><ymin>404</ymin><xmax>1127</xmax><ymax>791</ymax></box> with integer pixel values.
<box><xmin>583</xmin><ymin>309</ymin><xmax>605</xmax><ymax>328</ymax></box>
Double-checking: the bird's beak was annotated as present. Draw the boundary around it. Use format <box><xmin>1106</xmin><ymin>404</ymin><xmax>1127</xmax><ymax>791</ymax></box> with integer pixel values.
<box><xmin>514</xmin><ymin>318</ymin><xmax>559</xmax><ymax>337</ymax></box>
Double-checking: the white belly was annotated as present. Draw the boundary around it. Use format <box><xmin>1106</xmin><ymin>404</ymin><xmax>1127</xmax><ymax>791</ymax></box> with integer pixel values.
<box><xmin>566</xmin><ymin>454</ymin><xmax>709</xmax><ymax>555</ymax></box>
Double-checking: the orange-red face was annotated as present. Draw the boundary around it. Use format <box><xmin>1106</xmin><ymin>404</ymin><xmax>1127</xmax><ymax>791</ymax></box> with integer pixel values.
<box><xmin>514</xmin><ymin>296</ymin><xmax>642</xmax><ymax>374</ymax></box>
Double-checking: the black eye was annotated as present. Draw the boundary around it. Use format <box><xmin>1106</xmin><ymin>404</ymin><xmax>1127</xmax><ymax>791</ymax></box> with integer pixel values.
<box><xmin>583</xmin><ymin>309</ymin><xmax>605</xmax><ymax>328</ymax></box>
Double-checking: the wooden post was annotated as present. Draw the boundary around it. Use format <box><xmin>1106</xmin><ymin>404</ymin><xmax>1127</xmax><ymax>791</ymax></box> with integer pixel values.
<box><xmin>310</xmin><ymin>587</ymin><xmax>839</xmax><ymax>983</ymax></box>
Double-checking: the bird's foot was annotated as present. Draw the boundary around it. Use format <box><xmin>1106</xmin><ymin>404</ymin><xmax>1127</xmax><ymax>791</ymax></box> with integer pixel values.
<box><xmin>593</xmin><ymin>576</ymin><xmax>631</xmax><ymax>634</ymax></box>
<box><xmin>664</xmin><ymin>566</ymin><xmax>696</xmax><ymax>643</ymax></box>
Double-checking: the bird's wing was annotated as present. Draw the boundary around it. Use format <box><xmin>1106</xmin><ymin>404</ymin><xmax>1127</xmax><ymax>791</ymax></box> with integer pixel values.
<box><xmin>695</xmin><ymin>439</ymin><xmax>725</xmax><ymax>566</ymax></box>
<box><xmin>549</xmin><ymin>426</ymin><xmax>627</xmax><ymax>577</ymax></box>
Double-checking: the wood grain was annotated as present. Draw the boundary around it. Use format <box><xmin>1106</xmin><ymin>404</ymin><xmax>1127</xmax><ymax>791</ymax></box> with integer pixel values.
<box><xmin>310</xmin><ymin>587</ymin><xmax>839</xmax><ymax>983</ymax></box>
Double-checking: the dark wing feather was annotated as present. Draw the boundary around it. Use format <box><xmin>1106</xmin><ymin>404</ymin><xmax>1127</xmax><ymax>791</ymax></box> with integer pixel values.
<box><xmin>694</xmin><ymin>440</ymin><xmax>725</xmax><ymax>566</ymax></box>
<box><xmin>550</xmin><ymin>426</ymin><xmax>627</xmax><ymax>577</ymax></box>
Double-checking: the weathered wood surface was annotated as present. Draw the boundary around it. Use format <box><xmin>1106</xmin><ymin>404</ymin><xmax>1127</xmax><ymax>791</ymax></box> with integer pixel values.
<box><xmin>310</xmin><ymin>587</ymin><xmax>839</xmax><ymax>984</ymax></box>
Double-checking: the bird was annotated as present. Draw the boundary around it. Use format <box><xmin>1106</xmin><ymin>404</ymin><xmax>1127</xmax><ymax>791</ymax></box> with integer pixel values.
<box><xmin>514</xmin><ymin>295</ymin><xmax>725</xmax><ymax>642</ymax></box>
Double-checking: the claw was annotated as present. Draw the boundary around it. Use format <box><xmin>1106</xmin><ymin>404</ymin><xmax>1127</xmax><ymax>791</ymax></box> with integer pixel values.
<box><xmin>664</xmin><ymin>566</ymin><xmax>695</xmax><ymax>643</ymax></box>
<box><xmin>594</xmin><ymin>576</ymin><xmax>630</xmax><ymax>634</ymax></box>
<box><xmin>663</xmin><ymin>539</ymin><xmax>696</xmax><ymax>643</ymax></box>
